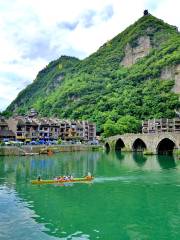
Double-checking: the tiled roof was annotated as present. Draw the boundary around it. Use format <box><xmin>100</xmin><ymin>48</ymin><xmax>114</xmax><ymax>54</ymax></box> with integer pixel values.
<box><xmin>10</xmin><ymin>116</ymin><xmax>94</xmax><ymax>128</ymax></box>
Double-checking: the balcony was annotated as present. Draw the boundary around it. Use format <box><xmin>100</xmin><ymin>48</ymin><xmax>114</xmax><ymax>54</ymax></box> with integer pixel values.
<box><xmin>16</xmin><ymin>136</ymin><xmax>26</xmax><ymax>140</ymax></box>
<box><xmin>39</xmin><ymin>129</ymin><xmax>49</xmax><ymax>133</ymax></box>
<box><xmin>16</xmin><ymin>130</ymin><xmax>25</xmax><ymax>133</ymax></box>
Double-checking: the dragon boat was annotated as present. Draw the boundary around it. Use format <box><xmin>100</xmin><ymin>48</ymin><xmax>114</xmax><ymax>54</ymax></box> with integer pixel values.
<box><xmin>31</xmin><ymin>176</ymin><xmax>94</xmax><ymax>184</ymax></box>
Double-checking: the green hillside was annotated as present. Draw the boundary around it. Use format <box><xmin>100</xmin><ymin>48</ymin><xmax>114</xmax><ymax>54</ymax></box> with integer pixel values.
<box><xmin>4</xmin><ymin>14</ymin><xmax>180</xmax><ymax>136</ymax></box>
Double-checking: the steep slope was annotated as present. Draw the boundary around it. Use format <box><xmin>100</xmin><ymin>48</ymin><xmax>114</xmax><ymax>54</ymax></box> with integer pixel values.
<box><xmin>6</xmin><ymin>56</ymin><xmax>80</xmax><ymax>114</ymax></box>
<box><xmin>5</xmin><ymin>14</ymin><xmax>180</xmax><ymax>133</ymax></box>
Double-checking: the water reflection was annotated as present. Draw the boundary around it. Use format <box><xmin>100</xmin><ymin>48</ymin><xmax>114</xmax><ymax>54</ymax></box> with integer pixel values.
<box><xmin>132</xmin><ymin>153</ymin><xmax>147</xmax><ymax>167</ymax></box>
<box><xmin>0</xmin><ymin>151</ymin><xmax>178</xmax><ymax>184</ymax></box>
<box><xmin>0</xmin><ymin>152</ymin><xmax>100</xmax><ymax>184</ymax></box>
<box><xmin>115</xmin><ymin>151</ymin><xmax>125</xmax><ymax>161</ymax></box>
<box><xmin>1</xmin><ymin>152</ymin><xmax>180</xmax><ymax>240</ymax></box>
<box><xmin>157</xmin><ymin>155</ymin><xmax>176</xmax><ymax>169</ymax></box>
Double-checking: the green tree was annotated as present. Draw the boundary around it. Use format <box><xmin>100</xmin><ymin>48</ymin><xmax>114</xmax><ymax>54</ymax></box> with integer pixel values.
<box><xmin>103</xmin><ymin>119</ymin><xmax>118</xmax><ymax>137</ymax></box>
<box><xmin>116</xmin><ymin>116</ymin><xmax>141</xmax><ymax>134</ymax></box>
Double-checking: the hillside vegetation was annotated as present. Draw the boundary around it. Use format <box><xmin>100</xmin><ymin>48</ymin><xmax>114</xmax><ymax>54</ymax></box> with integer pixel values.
<box><xmin>4</xmin><ymin>14</ymin><xmax>180</xmax><ymax>136</ymax></box>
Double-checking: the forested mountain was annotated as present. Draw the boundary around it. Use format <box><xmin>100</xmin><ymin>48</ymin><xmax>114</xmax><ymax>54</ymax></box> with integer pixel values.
<box><xmin>4</xmin><ymin>13</ymin><xmax>180</xmax><ymax>136</ymax></box>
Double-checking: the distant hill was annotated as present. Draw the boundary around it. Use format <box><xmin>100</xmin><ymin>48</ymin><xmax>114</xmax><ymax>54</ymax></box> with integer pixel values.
<box><xmin>4</xmin><ymin>13</ymin><xmax>180</xmax><ymax>134</ymax></box>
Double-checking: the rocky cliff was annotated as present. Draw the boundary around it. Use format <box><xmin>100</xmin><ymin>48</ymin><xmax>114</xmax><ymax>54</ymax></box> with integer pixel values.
<box><xmin>160</xmin><ymin>64</ymin><xmax>180</xmax><ymax>93</ymax></box>
<box><xmin>121</xmin><ymin>36</ymin><xmax>151</xmax><ymax>67</ymax></box>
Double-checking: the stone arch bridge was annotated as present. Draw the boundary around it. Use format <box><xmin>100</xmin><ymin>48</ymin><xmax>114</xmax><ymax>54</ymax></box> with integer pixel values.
<box><xmin>105</xmin><ymin>133</ymin><xmax>180</xmax><ymax>154</ymax></box>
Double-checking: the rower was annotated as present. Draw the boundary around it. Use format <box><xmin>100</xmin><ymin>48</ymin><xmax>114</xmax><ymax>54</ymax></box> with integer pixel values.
<box><xmin>86</xmin><ymin>172</ymin><xmax>92</xmax><ymax>179</ymax></box>
<box><xmin>37</xmin><ymin>175</ymin><xmax>41</xmax><ymax>181</ymax></box>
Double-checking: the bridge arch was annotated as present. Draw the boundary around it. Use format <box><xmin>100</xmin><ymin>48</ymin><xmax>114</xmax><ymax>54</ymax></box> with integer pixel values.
<box><xmin>157</xmin><ymin>138</ymin><xmax>176</xmax><ymax>155</ymax></box>
<box><xmin>105</xmin><ymin>142</ymin><xmax>110</xmax><ymax>152</ymax></box>
<box><xmin>115</xmin><ymin>138</ymin><xmax>125</xmax><ymax>151</ymax></box>
<box><xmin>132</xmin><ymin>138</ymin><xmax>147</xmax><ymax>152</ymax></box>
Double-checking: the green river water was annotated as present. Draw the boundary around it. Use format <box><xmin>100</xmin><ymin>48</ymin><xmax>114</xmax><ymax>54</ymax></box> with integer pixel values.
<box><xmin>0</xmin><ymin>151</ymin><xmax>180</xmax><ymax>240</ymax></box>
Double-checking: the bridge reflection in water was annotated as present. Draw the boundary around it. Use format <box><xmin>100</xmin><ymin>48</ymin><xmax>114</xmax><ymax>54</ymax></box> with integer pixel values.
<box><xmin>111</xmin><ymin>152</ymin><xmax>178</xmax><ymax>171</ymax></box>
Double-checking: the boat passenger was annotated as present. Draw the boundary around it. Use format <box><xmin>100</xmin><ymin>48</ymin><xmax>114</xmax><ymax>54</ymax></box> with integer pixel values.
<box><xmin>70</xmin><ymin>175</ymin><xmax>73</xmax><ymax>180</ymax></box>
<box><xmin>37</xmin><ymin>176</ymin><xmax>41</xmax><ymax>181</ymax></box>
<box><xmin>86</xmin><ymin>172</ymin><xmax>92</xmax><ymax>179</ymax></box>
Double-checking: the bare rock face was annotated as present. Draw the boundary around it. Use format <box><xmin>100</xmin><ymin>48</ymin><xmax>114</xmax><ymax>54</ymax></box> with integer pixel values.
<box><xmin>160</xmin><ymin>66</ymin><xmax>175</xmax><ymax>80</ymax></box>
<box><xmin>160</xmin><ymin>64</ymin><xmax>180</xmax><ymax>93</ymax></box>
<box><xmin>121</xmin><ymin>36</ymin><xmax>151</xmax><ymax>67</ymax></box>
<box><xmin>46</xmin><ymin>74</ymin><xmax>64</xmax><ymax>94</ymax></box>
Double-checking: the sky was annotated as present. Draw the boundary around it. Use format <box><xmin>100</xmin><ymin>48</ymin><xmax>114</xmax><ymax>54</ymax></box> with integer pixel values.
<box><xmin>0</xmin><ymin>0</ymin><xmax>179</xmax><ymax>111</ymax></box>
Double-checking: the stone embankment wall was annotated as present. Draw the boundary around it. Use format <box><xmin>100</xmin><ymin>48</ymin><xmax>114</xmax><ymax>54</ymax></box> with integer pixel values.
<box><xmin>0</xmin><ymin>145</ymin><xmax>101</xmax><ymax>156</ymax></box>
<box><xmin>0</xmin><ymin>146</ymin><xmax>25</xmax><ymax>156</ymax></box>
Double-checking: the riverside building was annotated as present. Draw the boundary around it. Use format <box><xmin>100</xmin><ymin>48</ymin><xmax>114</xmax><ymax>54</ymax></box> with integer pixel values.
<box><xmin>0</xmin><ymin>117</ymin><xmax>15</xmax><ymax>141</ymax></box>
<box><xmin>6</xmin><ymin>112</ymin><xmax>96</xmax><ymax>142</ymax></box>
<box><xmin>142</xmin><ymin>118</ymin><xmax>180</xmax><ymax>134</ymax></box>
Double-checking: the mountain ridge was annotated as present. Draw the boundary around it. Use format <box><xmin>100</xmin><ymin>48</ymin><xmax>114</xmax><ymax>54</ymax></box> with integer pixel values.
<box><xmin>4</xmin><ymin>13</ymin><xmax>180</xmax><ymax>134</ymax></box>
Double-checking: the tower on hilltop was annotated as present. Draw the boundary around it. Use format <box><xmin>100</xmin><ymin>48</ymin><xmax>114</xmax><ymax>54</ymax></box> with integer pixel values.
<box><xmin>144</xmin><ymin>9</ymin><xmax>149</xmax><ymax>16</ymax></box>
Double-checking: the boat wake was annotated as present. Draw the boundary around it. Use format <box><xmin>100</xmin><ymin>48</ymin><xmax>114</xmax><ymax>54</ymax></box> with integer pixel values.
<box><xmin>94</xmin><ymin>176</ymin><xmax>136</xmax><ymax>183</ymax></box>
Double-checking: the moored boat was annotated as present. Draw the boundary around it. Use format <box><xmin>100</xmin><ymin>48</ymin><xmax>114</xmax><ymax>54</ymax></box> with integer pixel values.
<box><xmin>31</xmin><ymin>176</ymin><xmax>94</xmax><ymax>184</ymax></box>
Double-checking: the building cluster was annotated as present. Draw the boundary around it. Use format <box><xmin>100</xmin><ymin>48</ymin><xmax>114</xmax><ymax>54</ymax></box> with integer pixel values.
<box><xmin>0</xmin><ymin>111</ymin><xmax>96</xmax><ymax>142</ymax></box>
<box><xmin>142</xmin><ymin>118</ymin><xmax>180</xmax><ymax>134</ymax></box>
<box><xmin>0</xmin><ymin>118</ymin><xmax>15</xmax><ymax>140</ymax></box>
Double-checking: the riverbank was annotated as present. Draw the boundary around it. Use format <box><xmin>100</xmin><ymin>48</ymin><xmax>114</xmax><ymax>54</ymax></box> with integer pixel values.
<box><xmin>0</xmin><ymin>144</ymin><xmax>102</xmax><ymax>156</ymax></box>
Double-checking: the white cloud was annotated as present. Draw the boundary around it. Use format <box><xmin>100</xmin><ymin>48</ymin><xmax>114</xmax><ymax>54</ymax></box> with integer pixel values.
<box><xmin>0</xmin><ymin>0</ymin><xmax>179</xmax><ymax>111</ymax></box>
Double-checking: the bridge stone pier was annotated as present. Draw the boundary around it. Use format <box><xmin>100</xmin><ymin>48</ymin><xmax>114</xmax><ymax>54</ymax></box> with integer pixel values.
<box><xmin>105</xmin><ymin>133</ymin><xmax>180</xmax><ymax>154</ymax></box>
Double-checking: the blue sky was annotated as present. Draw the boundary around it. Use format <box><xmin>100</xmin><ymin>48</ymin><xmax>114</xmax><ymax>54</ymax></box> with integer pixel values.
<box><xmin>0</xmin><ymin>0</ymin><xmax>179</xmax><ymax>111</ymax></box>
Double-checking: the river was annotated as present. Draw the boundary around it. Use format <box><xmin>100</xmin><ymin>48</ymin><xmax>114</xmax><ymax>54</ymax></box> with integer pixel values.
<box><xmin>0</xmin><ymin>151</ymin><xmax>180</xmax><ymax>240</ymax></box>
